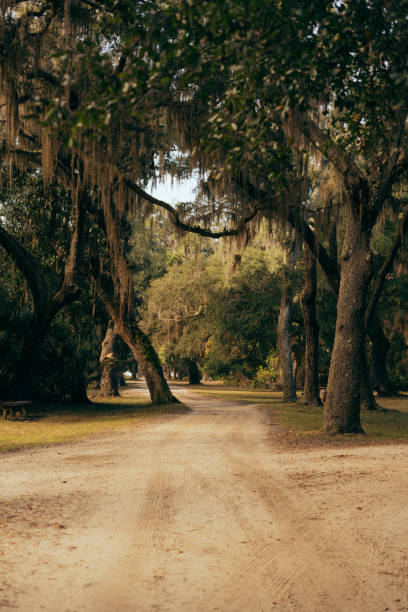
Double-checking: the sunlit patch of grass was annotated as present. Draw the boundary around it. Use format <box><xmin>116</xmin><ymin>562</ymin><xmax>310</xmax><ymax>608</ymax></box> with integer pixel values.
<box><xmin>192</xmin><ymin>384</ymin><xmax>408</xmax><ymax>444</ymax></box>
<box><xmin>189</xmin><ymin>384</ymin><xmax>283</xmax><ymax>404</ymax></box>
<box><xmin>276</xmin><ymin>402</ymin><xmax>323</xmax><ymax>435</ymax></box>
<box><xmin>274</xmin><ymin>394</ymin><xmax>408</xmax><ymax>442</ymax></box>
<box><xmin>0</xmin><ymin>397</ymin><xmax>185</xmax><ymax>453</ymax></box>
<box><xmin>362</xmin><ymin>395</ymin><xmax>408</xmax><ymax>439</ymax></box>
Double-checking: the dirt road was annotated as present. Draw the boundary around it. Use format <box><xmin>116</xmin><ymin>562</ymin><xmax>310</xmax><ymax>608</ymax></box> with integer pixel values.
<box><xmin>0</xmin><ymin>385</ymin><xmax>407</xmax><ymax>611</ymax></box>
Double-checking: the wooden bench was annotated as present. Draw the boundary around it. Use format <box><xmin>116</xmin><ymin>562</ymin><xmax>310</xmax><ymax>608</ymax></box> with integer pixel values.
<box><xmin>0</xmin><ymin>401</ymin><xmax>33</xmax><ymax>420</ymax></box>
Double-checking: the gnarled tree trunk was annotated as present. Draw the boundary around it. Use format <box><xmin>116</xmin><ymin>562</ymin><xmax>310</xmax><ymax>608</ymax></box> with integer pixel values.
<box><xmin>92</xmin><ymin>268</ymin><xmax>177</xmax><ymax>404</ymax></box>
<box><xmin>116</xmin><ymin>314</ymin><xmax>176</xmax><ymax>403</ymax></box>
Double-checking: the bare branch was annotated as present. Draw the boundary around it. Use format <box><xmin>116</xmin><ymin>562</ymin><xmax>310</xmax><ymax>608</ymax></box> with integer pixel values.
<box><xmin>125</xmin><ymin>179</ymin><xmax>259</xmax><ymax>238</ymax></box>
<box><xmin>0</xmin><ymin>223</ymin><xmax>49</xmax><ymax>310</ymax></box>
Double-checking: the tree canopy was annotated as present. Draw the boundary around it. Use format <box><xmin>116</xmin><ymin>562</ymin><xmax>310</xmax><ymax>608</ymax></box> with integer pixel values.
<box><xmin>0</xmin><ymin>0</ymin><xmax>407</xmax><ymax>433</ymax></box>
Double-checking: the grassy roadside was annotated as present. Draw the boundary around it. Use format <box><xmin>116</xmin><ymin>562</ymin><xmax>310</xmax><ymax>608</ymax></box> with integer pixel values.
<box><xmin>2</xmin><ymin>382</ymin><xmax>407</xmax><ymax>454</ymax></box>
<box><xmin>0</xmin><ymin>396</ymin><xmax>184</xmax><ymax>454</ymax></box>
<box><xmin>189</xmin><ymin>384</ymin><xmax>408</xmax><ymax>444</ymax></box>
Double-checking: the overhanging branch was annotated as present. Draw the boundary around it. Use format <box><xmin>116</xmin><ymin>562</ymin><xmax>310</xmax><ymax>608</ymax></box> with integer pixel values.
<box><xmin>290</xmin><ymin>109</ymin><xmax>366</xmax><ymax>194</ymax></box>
<box><xmin>125</xmin><ymin>179</ymin><xmax>259</xmax><ymax>238</ymax></box>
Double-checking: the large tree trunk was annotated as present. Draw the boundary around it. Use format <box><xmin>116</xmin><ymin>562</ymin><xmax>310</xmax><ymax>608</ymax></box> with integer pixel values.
<box><xmin>323</xmin><ymin>210</ymin><xmax>372</xmax><ymax>434</ymax></box>
<box><xmin>277</xmin><ymin>241</ymin><xmax>298</xmax><ymax>403</ymax></box>
<box><xmin>99</xmin><ymin>321</ymin><xmax>120</xmax><ymax>397</ymax></box>
<box><xmin>117</xmin><ymin>315</ymin><xmax>176</xmax><ymax>403</ymax></box>
<box><xmin>93</xmin><ymin>270</ymin><xmax>177</xmax><ymax>404</ymax></box>
<box><xmin>300</xmin><ymin>241</ymin><xmax>321</xmax><ymax>405</ymax></box>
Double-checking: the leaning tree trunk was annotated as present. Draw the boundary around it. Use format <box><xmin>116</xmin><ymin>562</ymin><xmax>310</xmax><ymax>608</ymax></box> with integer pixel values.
<box><xmin>92</xmin><ymin>268</ymin><xmax>177</xmax><ymax>405</ymax></box>
<box><xmin>300</xmin><ymin>242</ymin><xmax>321</xmax><ymax>405</ymax></box>
<box><xmin>91</xmin><ymin>193</ymin><xmax>177</xmax><ymax>405</ymax></box>
<box><xmin>116</xmin><ymin>314</ymin><xmax>177</xmax><ymax>403</ymax></box>
<box><xmin>100</xmin><ymin>321</ymin><xmax>120</xmax><ymax>397</ymax></box>
<box><xmin>323</xmin><ymin>210</ymin><xmax>372</xmax><ymax>434</ymax></box>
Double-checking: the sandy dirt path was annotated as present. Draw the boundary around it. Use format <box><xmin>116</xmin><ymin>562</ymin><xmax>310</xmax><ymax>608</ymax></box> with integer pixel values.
<box><xmin>0</xmin><ymin>384</ymin><xmax>407</xmax><ymax>612</ymax></box>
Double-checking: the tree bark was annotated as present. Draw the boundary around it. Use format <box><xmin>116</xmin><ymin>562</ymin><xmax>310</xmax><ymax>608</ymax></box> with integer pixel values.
<box><xmin>323</xmin><ymin>208</ymin><xmax>372</xmax><ymax>433</ymax></box>
<box><xmin>300</xmin><ymin>242</ymin><xmax>322</xmax><ymax>405</ymax></box>
<box><xmin>100</xmin><ymin>321</ymin><xmax>120</xmax><ymax>397</ymax></box>
<box><xmin>277</xmin><ymin>241</ymin><xmax>298</xmax><ymax>403</ymax></box>
<box><xmin>92</xmin><ymin>269</ymin><xmax>177</xmax><ymax>404</ymax></box>
<box><xmin>116</xmin><ymin>314</ymin><xmax>177</xmax><ymax>403</ymax></box>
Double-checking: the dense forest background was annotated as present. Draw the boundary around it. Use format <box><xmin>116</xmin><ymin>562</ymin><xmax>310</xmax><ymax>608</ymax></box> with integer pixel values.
<box><xmin>0</xmin><ymin>0</ymin><xmax>407</xmax><ymax>434</ymax></box>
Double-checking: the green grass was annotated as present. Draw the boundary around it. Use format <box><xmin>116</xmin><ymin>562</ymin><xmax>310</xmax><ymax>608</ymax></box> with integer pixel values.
<box><xmin>189</xmin><ymin>384</ymin><xmax>408</xmax><ymax>444</ymax></box>
<box><xmin>0</xmin><ymin>396</ymin><xmax>184</xmax><ymax>453</ymax></box>
<box><xmin>361</xmin><ymin>396</ymin><xmax>408</xmax><ymax>439</ymax></box>
<box><xmin>2</xmin><ymin>383</ymin><xmax>407</xmax><ymax>454</ymax></box>
<box><xmin>275</xmin><ymin>395</ymin><xmax>408</xmax><ymax>441</ymax></box>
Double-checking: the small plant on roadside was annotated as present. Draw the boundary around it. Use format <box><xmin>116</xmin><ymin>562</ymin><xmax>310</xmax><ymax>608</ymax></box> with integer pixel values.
<box><xmin>253</xmin><ymin>351</ymin><xmax>280</xmax><ymax>389</ymax></box>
